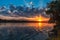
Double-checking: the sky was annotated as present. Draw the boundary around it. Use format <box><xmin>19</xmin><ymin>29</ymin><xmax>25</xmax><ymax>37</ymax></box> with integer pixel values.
<box><xmin>0</xmin><ymin>0</ymin><xmax>51</xmax><ymax>21</ymax></box>
<box><xmin>0</xmin><ymin>0</ymin><xmax>51</xmax><ymax>8</ymax></box>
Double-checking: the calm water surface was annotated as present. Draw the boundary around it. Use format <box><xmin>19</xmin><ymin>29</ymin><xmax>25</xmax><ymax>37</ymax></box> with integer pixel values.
<box><xmin>0</xmin><ymin>23</ymin><xmax>55</xmax><ymax>31</ymax></box>
<box><xmin>0</xmin><ymin>23</ymin><xmax>55</xmax><ymax>40</ymax></box>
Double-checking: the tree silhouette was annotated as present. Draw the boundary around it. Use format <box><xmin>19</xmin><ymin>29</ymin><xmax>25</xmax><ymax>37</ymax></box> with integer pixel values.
<box><xmin>46</xmin><ymin>0</ymin><xmax>60</xmax><ymax>26</ymax></box>
<box><xmin>46</xmin><ymin>0</ymin><xmax>60</xmax><ymax>38</ymax></box>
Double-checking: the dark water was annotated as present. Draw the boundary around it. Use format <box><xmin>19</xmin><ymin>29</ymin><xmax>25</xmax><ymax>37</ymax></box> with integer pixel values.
<box><xmin>0</xmin><ymin>23</ymin><xmax>55</xmax><ymax>40</ymax></box>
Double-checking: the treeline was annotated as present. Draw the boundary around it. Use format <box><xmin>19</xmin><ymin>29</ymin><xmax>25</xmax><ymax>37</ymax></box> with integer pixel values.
<box><xmin>0</xmin><ymin>19</ymin><xmax>48</xmax><ymax>23</ymax></box>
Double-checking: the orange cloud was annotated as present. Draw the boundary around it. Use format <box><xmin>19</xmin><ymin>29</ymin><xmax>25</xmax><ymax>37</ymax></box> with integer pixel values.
<box><xmin>0</xmin><ymin>15</ymin><xmax>50</xmax><ymax>21</ymax></box>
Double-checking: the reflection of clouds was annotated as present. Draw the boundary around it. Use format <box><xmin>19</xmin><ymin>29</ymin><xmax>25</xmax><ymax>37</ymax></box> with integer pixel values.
<box><xmin>0</xmin><ymin>24</ymin><xmax>49</xmax><ymax>40</ymax></box>
<box><xmin>0</xmin><ymin>23</ymin><xmax>55</xmax><ymax>31</ymax></box>
<box><xmin>0</xmin><ymin>22</ymin><xmax>55</xmax><ymax>40</ymax></box>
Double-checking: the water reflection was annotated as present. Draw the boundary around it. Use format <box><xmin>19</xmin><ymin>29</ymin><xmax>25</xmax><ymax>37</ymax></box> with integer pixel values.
<box><xmin>0</xmin><ymin>23</ymin><xmax>55</xmax><ymax>31</ymax></box>
<box><xmin>0</xmin><ymin>23</ymin><xmax>55</xmax><ymax>40</ymax></box>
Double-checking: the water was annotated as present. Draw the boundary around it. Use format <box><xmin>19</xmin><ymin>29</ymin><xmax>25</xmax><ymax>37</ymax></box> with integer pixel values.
<box><xmin>0</xmin><ymin>23</ymin><xmax>55</xmax><ymax>40</ymax></box>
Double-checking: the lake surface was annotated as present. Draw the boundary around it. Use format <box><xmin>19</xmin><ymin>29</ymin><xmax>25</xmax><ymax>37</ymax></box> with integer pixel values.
<box><xmin>0</xmin><ymin>23</ymin><xmax>55</xmax><ymax>40</ymax></box>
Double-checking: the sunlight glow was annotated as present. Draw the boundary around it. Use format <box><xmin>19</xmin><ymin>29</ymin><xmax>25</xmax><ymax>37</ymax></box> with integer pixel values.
<box><xmin>38</xmin><ymin>17</ymin><xmax>42</xmax><ymax>28</ymax></box>
<box><xmin>35</xmin><ymin>15</ymin><xmax>42</xmax><ymax>28</ymax></box>
<box><xmin>38</xmin><ymin>19</ymin><xmax>41</xmax><ymax>21</ymax></box>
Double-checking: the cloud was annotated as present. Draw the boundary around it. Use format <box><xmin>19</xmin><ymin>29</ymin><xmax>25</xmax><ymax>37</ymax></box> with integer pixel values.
<box><xmin>0</xmin><ymin>15</ymin><xmax>49</xmax><ymax>21</ymax></box>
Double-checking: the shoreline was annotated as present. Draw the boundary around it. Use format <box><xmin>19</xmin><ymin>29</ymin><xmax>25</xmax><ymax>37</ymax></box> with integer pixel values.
<box><xmin>0</xmin><ymin>19</ymin><xmax>49</xmax><ymax>23</ymax></box>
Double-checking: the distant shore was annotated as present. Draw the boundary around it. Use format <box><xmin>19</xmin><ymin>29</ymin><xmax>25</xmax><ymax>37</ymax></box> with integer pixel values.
<box><xmin>0</xmin><ymin>19</ymin><xmax>48</xmax><ymax>23</ymax></box>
